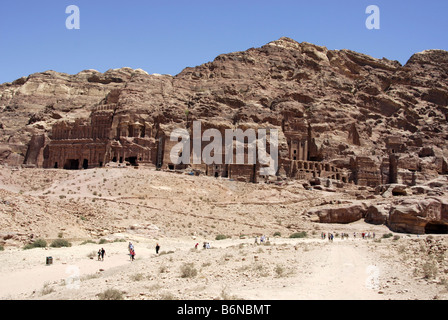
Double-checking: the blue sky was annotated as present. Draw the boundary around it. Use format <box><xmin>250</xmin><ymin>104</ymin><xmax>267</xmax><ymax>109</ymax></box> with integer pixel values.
<box><xmin>0</xmin><ymin>0</ymin><xmax>447</xmax><ymax>84</ymax></box>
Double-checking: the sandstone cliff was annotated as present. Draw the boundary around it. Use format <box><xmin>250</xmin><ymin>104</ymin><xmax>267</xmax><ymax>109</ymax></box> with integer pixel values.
<box><xmin>0</xmin><ymin>37</ymin><xmax>447</xmax><ymax>184</ymax></box>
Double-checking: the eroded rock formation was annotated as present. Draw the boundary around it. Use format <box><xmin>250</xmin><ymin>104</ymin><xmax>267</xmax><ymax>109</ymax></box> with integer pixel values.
<box><xmin>0</xmin><ymin>37</ymin><xmax>447</xmax><ymax>233</ymax></box>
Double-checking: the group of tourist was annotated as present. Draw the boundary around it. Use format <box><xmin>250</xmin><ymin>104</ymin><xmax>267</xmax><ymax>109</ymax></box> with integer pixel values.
<box><xmin>202</xmin><ymin>242</ymin><xmax>211</xmax><ymax>249</ymax></box>
<box><xmin>360</xmin><ymin>232</ymin><xmax>376</xmax><ymax>239</ymax></box>
<box><xmin>128</xmin><ymin>242</ymin><xmax>136</xmax><ymax>261</ymax></box>
<box><xmin>127</xmin><ymin>242</ymin><xmax>160</xmax><ymax>261</ymax></box>
<box><xmin>321</xmin><ymin>233</ymin><xmax>335</xmax><ymax>241</ymax></box>
<box><xmin>320</xmin><ymin>231</ymin><xmax>376</xmax><ymax>240</ymax></box>
<box><xmin>97</xmin><ymin>248</ymin><xmax>105</xmax><ymax>261</ymax></box>
<box><xmin>96</xmin><ymin>230</ymin><xmax>380</xmax><ymax>264</ymax></box>
<box><xmin>194</xmin><ymin>242</ymin><xmax>212</xmax><ymax>249</ymax></box>
<box><xmin>254</xmin><ymin>235</ymin><xmax>268</xmax><ymax>244</ymax></box>
<box><xmin>92</xmin><ymin>241</ymin><xmax>162</xmax><ymax>264</ymax></box>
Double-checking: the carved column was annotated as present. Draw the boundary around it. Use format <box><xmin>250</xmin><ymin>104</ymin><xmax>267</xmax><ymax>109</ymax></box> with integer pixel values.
<box><xmin>304</xmin><ymin>140</ymin><xmax>308</xmax><ymax>161</ymax></box>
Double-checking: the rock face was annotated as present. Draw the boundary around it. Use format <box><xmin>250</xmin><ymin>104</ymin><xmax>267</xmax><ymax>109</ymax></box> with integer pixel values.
<box><xmin>365</xmin><ymin>204</ymin><xmax>390</xmax><ymax>225</ymax></box>
<box><xmin>308</xmin><ymin>201</ymin><xmax>368</xmax><ymax>224</ymax></box>
<box><xmin>307</xmin><ymin>193</ymin><xmax>448</xmax><ymax>235</ymax></box>
<box><xmin>388</xmin><ymin>197</ymin><xmax>448</xmax><ymax>234</ymax></box>
<box><xmin>0</xmin><ymin>37</ymin><xmax>447</xmax><ymax>229</ymax></box>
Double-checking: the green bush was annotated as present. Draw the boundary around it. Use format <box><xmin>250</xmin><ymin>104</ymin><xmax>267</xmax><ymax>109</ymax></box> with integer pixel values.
<box><xmin>23</xmin><ymin>238</ymin><xmax>47</xmax><ymax>250</ymax></box>
<box><xmin>50</xmin><ymin>239</ymin><xmax>72</xmax><ymax>248</ymax></box>
<box><xmin>382</xmin><ymin>233</ymin><xmax>393</xmax><ymax>239</ymax></box>
<box><xmin>289</xmin><ymin>231</ymin><xmax>307</xmax><ymax>239</ymax></box>
<box><xmin>215</xmin><ymin>234</ymin><xmax>228</xmax><ymax>240</ymax></box>
<box><xmin>273</xmin><ymin>231</ymin><xmax>281</xmax><ymax>237</ymax></box>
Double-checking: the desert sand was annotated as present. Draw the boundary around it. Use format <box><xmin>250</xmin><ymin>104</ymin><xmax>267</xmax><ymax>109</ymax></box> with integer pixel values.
<box><xmin>0</xmin><ymin>166</ymin><xmax>447</xmax><ymax>300</ymax></box>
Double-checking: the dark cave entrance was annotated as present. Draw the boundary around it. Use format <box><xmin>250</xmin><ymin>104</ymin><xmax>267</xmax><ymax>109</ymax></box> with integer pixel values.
<box><xmin>222</xmin><ymin>165</ymin><xmax>229</xmax><ymax>178</ymax></box>
<box><xmin>425</xmin><ymin>222</ymin><xmax>448</xmax><ymax>234</ymax></box>
<box><xmin>392</xmin><ymin>189</ymin><xmax>407</xmax><ymax>196</ymax></box>
<box><xmin>126</xmin><ymin>156</ymin><xmax>138</xmax><ymax>166</ymax></box>
<box><xmin>64</xmin><ymin>159</ymin><xmax>79</xmax><ymax>170</ymax></box>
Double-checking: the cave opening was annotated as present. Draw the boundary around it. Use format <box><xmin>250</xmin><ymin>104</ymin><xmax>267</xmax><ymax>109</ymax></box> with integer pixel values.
<box><xmin>392</xmin><ymin>189</ymin><xmax>407</xmax><ymax>196</ymax></box>
<box><xmin>64</xmin><ymin>159</ymin><xmax>79</xmax><ymax>170</ymax></box>
<box><xmin>425</xmin><ymin>222</ymin><xmax>448</xmax><ymax>234</ymax></box>
<box><xmin>126</xmin><ymin>156</ymin><xmax>137</xmax><ymax>166</ymax></box>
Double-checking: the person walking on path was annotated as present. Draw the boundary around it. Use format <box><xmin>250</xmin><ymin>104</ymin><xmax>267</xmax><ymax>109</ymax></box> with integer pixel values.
<box><xmin>155</xmin><ymin>243</ymin><xmax>160</xmax><ymax>254</ymax></box>
<box><xmin>101</xmin><ymin>248</ymin><xmax>106</xmax><ymax>261</ymax></box>
<box><xmin>130</xmin><ymin>248</ymin><xmax>135</xmax><ymax>261</ymax></box>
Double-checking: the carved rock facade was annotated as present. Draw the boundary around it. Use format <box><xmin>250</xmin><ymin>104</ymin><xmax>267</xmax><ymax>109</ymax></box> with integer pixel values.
<box><xmin>0</xmin><ymin>37</ymin><xmax>445</xmax><ymax>189</ymax></box>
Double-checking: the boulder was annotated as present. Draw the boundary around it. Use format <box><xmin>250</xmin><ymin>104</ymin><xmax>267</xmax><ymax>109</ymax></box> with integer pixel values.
<box><xmin>410</xmin><ymin>185</ymin><xmax>433</xmax><ymax>195</ymax></box>
<box><xmin>365</xmin><ymin>204</ymin><xmax>390</xmax><ymax>225</ymax></box>
<box><xmin>388</xmin><ymin>197</ymin><xmax>448</xmax><ymax>234</ymax></box>
<box><xmin>419</xmin><ymin>147</ymin><xmax>435</xmax><ymax>158</ymax></box>
<box><xmin>379</xmin><ymin>184</ymin><xmax>408</xmax><ymax>197</ymax></box>
<box><xmin>307</xmin><ymin>201</ymin><xmax>368</xmax><ymax>224</ymax></box>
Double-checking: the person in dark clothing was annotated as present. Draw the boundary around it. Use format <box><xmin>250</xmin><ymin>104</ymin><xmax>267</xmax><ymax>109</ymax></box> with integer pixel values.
<box><xmin>101</xmin><ymin>248</ymin><xmax>106</xmax><ymax>261</ymax></box>
<box><xmin>155</xmin><ymin>243</ymin><xmax>160</xmax><ymax>254</ymax></box>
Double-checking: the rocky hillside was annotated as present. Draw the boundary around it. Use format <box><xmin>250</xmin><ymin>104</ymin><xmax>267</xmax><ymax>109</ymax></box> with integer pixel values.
<box><xmin>0</xmin><ymin>37</ymin><xmax>447</xmax><ymax>170</ymax></box>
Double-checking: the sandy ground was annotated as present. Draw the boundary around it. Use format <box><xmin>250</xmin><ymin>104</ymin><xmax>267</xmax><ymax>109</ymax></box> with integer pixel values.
<box><xmin>0</xmin><ymin>232</ymin><xmax>447</xmax><ymax>300</ymax></box>
<box><xmin>0</xmin><ymin>167</ymin><xmax>447</xmax><ymax>300</ymax></box>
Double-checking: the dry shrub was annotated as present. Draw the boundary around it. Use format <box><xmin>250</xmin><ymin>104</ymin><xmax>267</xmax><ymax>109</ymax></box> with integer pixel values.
<box><xmin>180</xmin><ymin>262</ymin><xmax>198</xmax><ymax>278</ymax></box>
<box><xmin>97</xmin><ymin>288</ymin><xmax>123</xmax><ymax>300</ymax></box>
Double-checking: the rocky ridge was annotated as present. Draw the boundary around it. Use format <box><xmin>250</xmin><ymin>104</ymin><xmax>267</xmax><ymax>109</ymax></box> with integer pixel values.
<box><xmin>1</xmin><ymin>37</ymin><xmax>447</xmax><ymax>167</ymax></box>
<box><xmin>0</xmin><ymin>37</ymin><xmax>447</xmax><ymax>235</ymax></box>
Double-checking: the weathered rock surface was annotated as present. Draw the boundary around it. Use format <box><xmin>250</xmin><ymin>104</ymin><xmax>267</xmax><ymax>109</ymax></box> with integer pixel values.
<box><xmin>308</xmin><ymin>201</ymin><xmax>369</xmax><ymax>224</ymax></box>
<box><xmin>0</xmin><ymin>37</ymin><xmax>447</xmax><ymax>234</ymax></box>
<box><xmin>365</xmin><ymin>204</ymin><xmax>390</xmax><ymax>225</ymax></box>
<box><xmin>1</xmin><ymin>37</ymin><xmax>447</xmax><ymax>175</ymax></box>
<box><xmin>308</xmin><ymin>193</ymin><xmax>448</xmax><ymax>235</ymax></box>
<box><xmin>388</xmin><ymin>196</ymin><xmax>448</xmax><ymax>234</ymax></box>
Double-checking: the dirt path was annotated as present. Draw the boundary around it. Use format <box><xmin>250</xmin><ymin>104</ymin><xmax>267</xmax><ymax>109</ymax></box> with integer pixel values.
<box><xmin>0</xmin><ymin>243</ymin><xmax>154</xmax><ymax>299</ymax></box>
<box><xmin>0</xmin><ymin>237</ymin><xmax>428</xmax><ymax>300</ymax></box>
<box><xmin>296</xmin><ymin>241</ymin><xmax>381</xmax><ymax>300</ymax></box>
<box><xmin>235</xmin><ymin>239</ymin><xmax>384</xmax><ymax>300</ymax></box>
